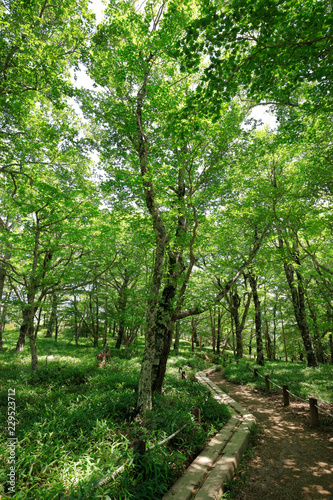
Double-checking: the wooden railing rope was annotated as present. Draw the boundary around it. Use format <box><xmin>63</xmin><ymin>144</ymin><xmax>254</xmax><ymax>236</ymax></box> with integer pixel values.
<box><xmin>243</xmin><ymin>364</ymin><xmax>333</xmax><ymax>424</ymax></box>
<box><xmin>97</xmin><ymin>393</ymin><xmax>200</xmax><ymax>488</ymax></box>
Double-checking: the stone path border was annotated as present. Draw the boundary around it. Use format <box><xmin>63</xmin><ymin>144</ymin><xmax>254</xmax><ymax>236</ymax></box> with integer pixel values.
<box><xmin>163</xmin><ymin>367</ymin><xmax>256</xmax><ymax>500</ymax></box>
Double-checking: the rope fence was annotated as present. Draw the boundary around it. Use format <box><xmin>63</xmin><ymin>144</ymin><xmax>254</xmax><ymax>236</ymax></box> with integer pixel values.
<box><xmin>97</xmin><ymin>368</ymin><xmax>201</xmax><ymax>489</ymax></box>
<box><xmin>247</xmin><ymin>364</ymin><xmax>333</xmax><ymax>425</ymax></box>
<box><xmin>97</xmin><ymin>421</ymin><xmax>192</xmax><ymax>488</ymax></box>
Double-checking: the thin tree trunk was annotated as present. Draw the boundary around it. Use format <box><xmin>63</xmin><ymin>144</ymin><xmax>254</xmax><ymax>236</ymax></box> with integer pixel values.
<box><xmin>264</xmin><ymin>318</ymin><xmax>272</xmax><ymax>359</ymax></box>
<box><xmin>217</xmin><ymin>307</ymin><xmax>222</xmax><ymax>356</ymax></box>
<box><xmin>231</xmin><ymin>316</ymin><xmax>235</xmax><ymax>356</ymax></box>
<box><xmin>284</xmin><ymin>261</ymin><xmax>318</xmax><ymax>367</ymax></box>
<box><xmin>173</xmin><ymin>320</ymin><xmax>180</xmax><ymax>355</ymax></box>
<box><xmin>54</xmin><ymin>315</ymin><xmax>59</xmax><ymax>342</ymax></box>
<box><xmin>103</xmin><ymin>296</ymin><xmax>108</xmax><ymax>348</ymax></box>
<box><xmin>248</xmin><ymin>272</ymin><xmax>264</xmax><ymax>366</ymax></box>
<box><xmin>34</xmin><ymin>306</ymin><xmax>42</xmax><ymax>339</ymax></box>
<box><xmin>280</xmin><ymin>303</ymin><xmax>288</xmax><ymax>362</ymax></box>
<box><xmin>305</xmin><ymin>292</ymin><xmax>324</xmax><ymax>363</ymax></box>
<box><xmin>279</xmin><ymin>235</ymin><xmax>318</xmax><ymax>367</ymax></box>
<box><xmin>231</xmin><ymin>290</ymin><xmax>242</xmax><ymax>358</ymax></box>
<box><xmin>115</xmin><ymin>273</ymin><xmax>130</xmax><ymax>349</ymax></box>
<box><xmin>0</xmin><ymin>266</ymin><xmax>6</xmax><ymax>351</ymax></box>
<box><xmin>89</xmin><ymin>292</ymin><xmax>98</xmax><ymax>348</ymax></box>
<box><xmin>46</xmin><ymin>294</ymin><xmax>57</xmax><ymax>338</ymax></box>
<box><xmin>0</xmin><ymin>291</ymin><xmax>9</xmax><ymax>352</ymax></box>
<box><xmin>210</xmin><ymin>308</ymin><xmax>216</xmax><ymax>354</ymax></box>
<box><xmin>73</xmin><ymin>294</ymin><xmax>79</xmax><ymax>346</ymax></box>
<box><xmin>272</xmin><ymin>303</ymin><xmax>277</xmax><ymax>360</ymax></box>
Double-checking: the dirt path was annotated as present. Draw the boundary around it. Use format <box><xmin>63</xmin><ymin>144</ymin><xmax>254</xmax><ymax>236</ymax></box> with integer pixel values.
<box><xmin>210</xmin><ymin>372</ymin><xmax>333</xmax><ymax>500</ymax></box>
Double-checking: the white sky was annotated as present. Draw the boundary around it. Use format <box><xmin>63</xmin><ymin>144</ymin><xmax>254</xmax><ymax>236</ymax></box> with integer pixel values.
<box><xmin>90</xmin><ymin>0</ymin><xmax>106</xmax><ymax>23</ymax></box>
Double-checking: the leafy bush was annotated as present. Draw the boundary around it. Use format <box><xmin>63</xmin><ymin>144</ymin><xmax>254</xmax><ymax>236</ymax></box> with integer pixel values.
<box><xmin>0</xmin><ymin>335</ymin><xmax>231</xmax><ymax>500</ymax></box>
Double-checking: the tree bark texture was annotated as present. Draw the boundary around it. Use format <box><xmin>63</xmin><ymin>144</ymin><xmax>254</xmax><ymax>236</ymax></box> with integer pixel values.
<box><xmin>284</xmin><ymin>260</ymin><xmax>318</xmax><ymax>367</ymax></box>
<box><xmin>46</xmin><ymin>294</ymin><xmax>58</xmax><ymax>338</ymax></box>
<box><xmin>228</xmin><ymin>288</ymin><xmax>252</xmax><ymax>359</ymax></box>
<box><xmin>248</xmin><ymin>273</ymin><xmax>264</xmax><ymax>366</ymax></box>
<box><xmin>173</xmin><ymin>320</ymin><xmax>180</xmax><ymax>355</ymax></box>
<box><xmin>115</xmin><ymin>272</ymin><xmax>130</xmax><ymax>349</ymax></box>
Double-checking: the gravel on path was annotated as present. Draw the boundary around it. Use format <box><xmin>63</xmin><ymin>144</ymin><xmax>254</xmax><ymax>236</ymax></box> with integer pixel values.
<box><xmin>210</xmin><ymin>372</ymin><xmax>333</xmax><ymax>500</ymax></box>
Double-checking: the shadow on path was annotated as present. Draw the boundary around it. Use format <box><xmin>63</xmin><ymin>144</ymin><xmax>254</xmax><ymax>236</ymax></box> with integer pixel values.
<box><xmin>210</xmin><ymin>372</ymin><xmax>333</xmax><ymax>500</ymax></box>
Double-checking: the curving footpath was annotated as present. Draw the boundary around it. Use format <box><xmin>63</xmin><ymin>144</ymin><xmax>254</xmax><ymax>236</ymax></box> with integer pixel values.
<box><xmin>163</xmin><ymin>367</ymin><xmax>256</xmax><ymax>500</ymax></box>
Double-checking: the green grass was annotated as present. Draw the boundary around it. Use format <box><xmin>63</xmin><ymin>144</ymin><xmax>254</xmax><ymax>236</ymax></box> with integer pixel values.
<box><xmin>0</xmin><ymin>328</ymin><xmax>230</xmax><ymax>499</ymax></box>
<box><xmin>222</xmin><ymin>358</ymin><xmax>333</xmax><ymax>404</ymax></box>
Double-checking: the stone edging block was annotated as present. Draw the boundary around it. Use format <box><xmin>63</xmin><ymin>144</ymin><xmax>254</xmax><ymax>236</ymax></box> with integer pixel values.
<box><xmin>163</xmin><ymin>365</ymin><xmax>255</xmax><ymax>500</ymax></box>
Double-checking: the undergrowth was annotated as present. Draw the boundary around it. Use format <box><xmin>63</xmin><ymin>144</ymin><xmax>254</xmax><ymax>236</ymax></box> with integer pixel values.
<box><xmin>0</xmin><ymin>329</ymin><xmax>230</xmax><ymax>499</ymax></box>
<box><xmin>222</xmin><ymin>358</ymin><xmax>333</xmax><ymax>404</ymax></box>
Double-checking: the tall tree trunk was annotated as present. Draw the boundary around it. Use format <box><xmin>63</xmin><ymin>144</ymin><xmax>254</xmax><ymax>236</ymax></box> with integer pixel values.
<box><xmin>279</xmin><ymin>235</ymin><xmax>318</xmax><ymax>367</ymax></box>
<box><xmin>34</xmin><ymin>306</ymin><xmax>42</xmax><ymax>339</ymax></box>
<box><xmin>229</xmin><ymin>286</ymin><xmax>252</xmax><ymax>359</ymax></box>
<box><xmin>284</xmin><ymin>261</ymin><xmax>318</xmax><ymax>367</ymax></box>
<box><xmin>74</xmin><ymin>294</ymin><xmax>79</xmax><ymax>346</ymax></box>
<box><xmin>137</xmin><ymin>237</ymin><xmax>166</xmax><ymax>413</ymax></box>
<box><xmin>230</xmin><ymin>290</ymin><xmax>242</xmax><ymax>358</ymax></box>
<box><xmin>305</xmin><ymin>292</ymin><xmax>324</xmax><ymax>363</ymax></box>
<box><xmin>263</xmin><ymin>287</ymin><xmax>272</xmax><ymax>359</ymax></box>
<box><xmin>150</xmin><ymin>163</ymin><xmax>192</xmax><ymax>396</ymax></box>
<box><xmin>0</xmin><ymin>230</ymin><xmax>12</xmax><ymax>351</ymax></box>
<box><xmin>115</xmin><ymin>272</ymin><xmax>130</xmax><ymax>349</ymax></box>
<box><xmin>136</xmin><ymin>57</ymin><xmax>169</xmax><ymax>414</ymax></box>
<box><xmin>0</xmin><ymin>266</ymin><xmax>6</xmax><ymax>352</ymax></box>
<box><xmin>0</xmin><ymin>291</ymin><xmax>9</xmax><ymax>352</ymax></box>
<box><xmin>231</xmin><ymin>315</ymin><xmax>235</xmax><ymax>356</ymax></box>
<box><xmin>20</xmin><ymin>301</ymin><xmax>38</xmax><ymax>370</ymax></box>
<box><xmin>272</xmin><ymin>302</ymin><xmax>277</xmax><ymax>360</ymax></box>
<box><xmin>264</xmin><ymin>319</ymin><xmax>272</xmax><ymax>360</ymax></box>
<box><xmin>249</xmin><ymin>326</ymin><xmax>253</xmax><ymax>356</ymax></box>
<box><xmin>89</xmin><ymin>292</ymin><xmax>98</xmax><ymax>348</ymax></box>
<box><xmin>173</xmin><ymin>320</ymin><xmax>180</xmax><ymax>355</ymax></box>
<box><xmin>210</xmin><ymin>308</ymin><xmax>216</xmax><ymax>354</ymax></box>
<box><xmin>151</xmin><ymin>259</ymin><xmax>184</xmax><ymax>394</ymax></box>
<box><xmin>16</xmin><ymin>324</ymin><xmax>27</xmax><ymax>351</ymax></box>
<box><xmin>54</xmin><ymin>315</ymin><xmax>59</xmax><ymax>342</ymax></box>
<box><xmin>248</xmin><ymin>273</ymin><xmax>264</xmax><ymax>366</ymax></box>
<box><xmin>217</xmin><ymin>307</ymin><xmax>222</xmax><ymax>356</ymax></box>
<box><xmin>46</xmin><ymin>294</ymin><xmax>58</xmax><ymax>338</ymax></box>
<box><xmin>280</xmin><ymin>303</ymin><xmax>288</xmax><ymax>362</ymax></box>
<box><xmin>96</xmin><ymin>294</ymin><xmax>99</xmax><ymax>345</ymax></box>
<box><xmin>103</xmin><ymin>296</ymin><xmax>108</xmax><ymax>348</ymax></box>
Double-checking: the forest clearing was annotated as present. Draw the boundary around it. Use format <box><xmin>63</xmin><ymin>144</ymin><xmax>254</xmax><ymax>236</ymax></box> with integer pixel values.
<box><xmin>1</xmin><ymin>0</ymin><xmax>333</xmax><ymax>498</ymax></box>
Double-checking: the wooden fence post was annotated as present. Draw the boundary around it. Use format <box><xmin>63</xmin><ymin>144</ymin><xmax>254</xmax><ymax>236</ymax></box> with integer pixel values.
<box><xmin>283</xmin><ymin>385</ymin><xmax>290</xmax><ymax>407</ymax></box>
<box><xmin>309</xmin><ymin>398</ymin><xmax>319</xmax><ymax>427</ymax></box>
<box><xmin>191</xmin><ymin>407</ymin><xmax>201</xmax><ymax>424</ymax></box>
<box><xmin>265</xmin><ymin>375</ymin><xmax>270</xmax><ymax>392</ymax></box>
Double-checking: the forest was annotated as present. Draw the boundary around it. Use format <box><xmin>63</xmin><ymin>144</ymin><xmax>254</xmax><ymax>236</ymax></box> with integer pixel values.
<box><xmin>1</xmin><ymin>0</ymin><xmax>333</xmax><ymax>498</ymax></box>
